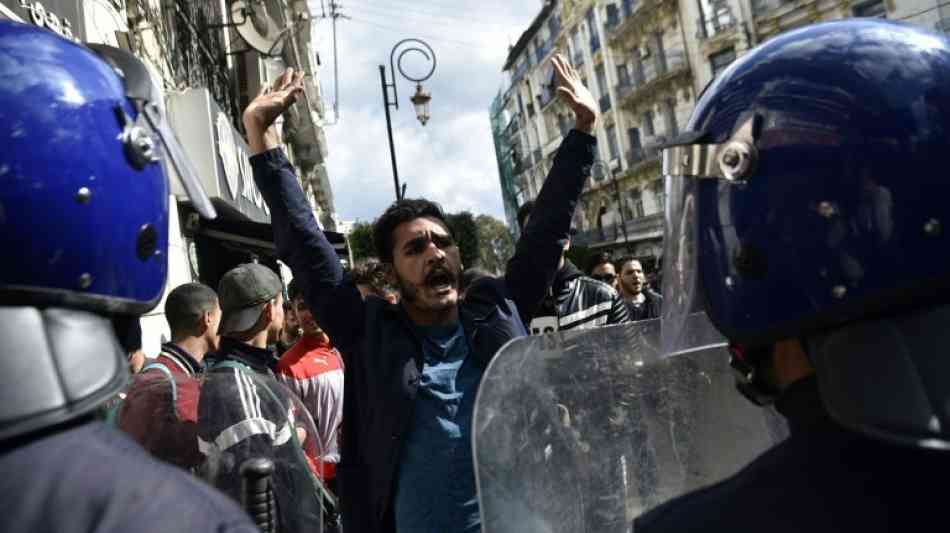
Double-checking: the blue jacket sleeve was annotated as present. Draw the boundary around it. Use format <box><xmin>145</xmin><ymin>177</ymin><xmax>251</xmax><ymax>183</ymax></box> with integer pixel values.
<box><xmin>250</xmin><ymin>149</ymin><xmax>364</xmax><ymax>352</ymax></box>
<box><xmin>505</xmin><ymin>130</ymin><xmax>596</xmax><ymax>323</ymax></box>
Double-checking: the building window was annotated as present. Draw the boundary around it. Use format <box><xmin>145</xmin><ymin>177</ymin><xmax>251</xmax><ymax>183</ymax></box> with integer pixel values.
<box><xmin>652</xmin><ymin>180</ymin><xmax>666</xmax><ymax>214</ymax></box>
<box><xmin>607</xmin><ymin>125</ymin><xmax>620</xmax><ymax>161</ymax></box>
<box><xmin>617</xmin><ymin>64</ymin><xmax>631</xmax><ymax>87</ymax></box>
<box><xmin>605</xmin><ymin>4</ymin><xmax>620</xmax><ymax>29</ymax></box>
<box><xmin>853</xmin><ymin>0</ymin><xmax>887</xmax><ymax>18</ymax></box>
<box><xmin>652</xmin><ymin>32</ymin><xmax>667</xmax><ymax>75</ymax></box>
<box><xmin>595</xmin><ymin>64</ymin><xmax>608</xmax><ymax>97</ymax></box>
<box><xmin>662</xmin><ymin>98</ymin><xmax>679</xmax><ymax>138</ymax></box>
<box><xmin>633</xmin><ymin>49</ymin><xmax>646</xmax><ymax>85</ymax></box>
<box><xmin>627</xmin><ymin>127</ymin><xmax>643</xmax><ymax>163</ymax></box>
<box><xmin>571</xmin><ymin>28</ymin><xmax>584</xmax><ymax>65</ymax></box>
<box><xmin>699</xmin><ymin>0</ymin><xmax>735</xmax><ymax>39</ymax></box>
<box><xmin>629</xmin><ymin>189</ymin><xmax>645</xmax><ymax>219</ymax></box>
<box><xmin>710</xmin><ymin>47</ymin><xmax>736</xmax><ymax>79</ymax></box>
<box><xmin>642</xmin><ymin>110</ymin><xmax>655</xmax><ymax>137</ymax></box>
<box><xmin>587</xmin><ymin>8</ymin><xmax>601</xmax><ymax>52</ymax></box>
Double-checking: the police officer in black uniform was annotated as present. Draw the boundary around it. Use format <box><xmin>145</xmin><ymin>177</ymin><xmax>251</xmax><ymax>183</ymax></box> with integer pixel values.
<box><xmin>0</xmin><ymin>21</ymin><xmax>256</xmax><ymax>533</ymax></box>
<box><xmin>635</xmin><ymin>19</ymin><xmax>950</xmax><ymax>533</ymax></box>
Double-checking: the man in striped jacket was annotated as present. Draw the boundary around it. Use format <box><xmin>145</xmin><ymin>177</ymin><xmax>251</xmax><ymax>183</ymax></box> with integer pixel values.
<box><xmin>517</xmin><ymin>201</ymin><xmax>630</xmax><ymax>334</ymax></box>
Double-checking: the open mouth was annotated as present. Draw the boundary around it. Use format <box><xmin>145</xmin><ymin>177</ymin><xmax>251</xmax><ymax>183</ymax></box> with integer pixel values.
<box><xmin>425</xmin><ymin>268</ymin><xmax>457</xmax><ymax>293</ymax></box>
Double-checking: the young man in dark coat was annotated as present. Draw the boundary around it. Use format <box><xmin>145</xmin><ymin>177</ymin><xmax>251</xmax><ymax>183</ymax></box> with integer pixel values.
<box><xmin>246</xmin><ymin>55</ymin><xmax>598</xmax><ymax>533</ymax></box>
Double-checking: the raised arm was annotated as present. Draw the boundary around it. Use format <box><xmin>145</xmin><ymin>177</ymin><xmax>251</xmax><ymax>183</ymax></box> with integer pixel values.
<box><xmin>506</xmin><ymin>55</ymin><xmax>598</xmax><ymax>322</ymax></box>
<box><xmin>244</xmin><ymin>69</ymin><xmax>364</xmax><ymax>351</ymax></box>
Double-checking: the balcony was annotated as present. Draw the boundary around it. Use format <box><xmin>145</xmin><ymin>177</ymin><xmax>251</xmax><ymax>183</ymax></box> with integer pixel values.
<box><xmin>697</xmin><ymin>5</ymin><xmax>737</xmax><ymax>40</ymax></box>
<box><xmin>599</xmin><ymin>94</ymin><xmax>612</xmax><ymax>112</ymax></box>
<box><xmin>618</xmin><ymin>50</ymin><xmax>691</xmax><ymax>112</ymax></box>
<box><xmin>572</xmin><ymin>213</ymin><xmax>664</xmax><ymax>248</ymax></box>
<box><xmin>607</xmin><ymin>0</ymin><xmax>678</xmax><ymax>48</ymax></box>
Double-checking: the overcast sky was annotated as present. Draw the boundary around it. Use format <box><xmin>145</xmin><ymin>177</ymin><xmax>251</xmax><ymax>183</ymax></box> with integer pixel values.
<box><xmin>307</xmin><ymin>0</ymin><xmax>540</xmax><ymax>224</ymax></box>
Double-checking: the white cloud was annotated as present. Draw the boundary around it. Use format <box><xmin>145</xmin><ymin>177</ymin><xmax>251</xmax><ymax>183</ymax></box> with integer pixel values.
<box><xmin>310</xmin><ymin>0</ymin><xmax>538</xmax><ymax>224</ymax></box>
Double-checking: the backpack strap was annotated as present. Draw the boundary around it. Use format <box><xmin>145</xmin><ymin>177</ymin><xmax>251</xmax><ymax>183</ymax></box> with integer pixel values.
<box><xmin>105</xmin><ymin>361</ymin><xmax>178</xmax><ymax>426</ymax></box>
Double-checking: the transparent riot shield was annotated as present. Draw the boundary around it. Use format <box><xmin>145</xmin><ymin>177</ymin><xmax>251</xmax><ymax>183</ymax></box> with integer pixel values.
<box><xmin>474</xmin><ymin>313</ymin><xmax>789</xmax><ymax>533</ymax></box>
<box><xmin>113</xmin><ymin>367</ymin><xmax>339</xmax><ymax>533</ymax></box>
<box><xmin>111</xmin><ymin>368</ymin><xmax>204</xmax><ymax>473</ymax></box>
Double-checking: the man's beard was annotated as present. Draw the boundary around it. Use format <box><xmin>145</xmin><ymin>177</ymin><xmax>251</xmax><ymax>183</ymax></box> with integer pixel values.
<box><xmin>397</xmin><ymin>262</ymin><xmax>461</xmax><ymax>311</ymax></box>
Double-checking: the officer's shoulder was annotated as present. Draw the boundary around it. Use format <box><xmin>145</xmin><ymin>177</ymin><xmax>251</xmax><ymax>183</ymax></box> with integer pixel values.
<box><xmin>635</xmin><ymin>440</ymin><xmax>797</xmax><ymax>532</ymax></box>
<box><xmin>3</xmin><ymin>422</ymin><xmax>256</xmax><ymax>532</ymax></box>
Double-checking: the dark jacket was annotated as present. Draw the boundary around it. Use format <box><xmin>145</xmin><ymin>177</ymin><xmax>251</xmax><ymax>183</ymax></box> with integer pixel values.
<box><xmin>624</xmin><ymin>288</ymin><xmax>662</xmax><ymax>321</ymax></box>
<box><xmin>0</xmin><ymin>420</ymin><xmax>257</xmax><ymax>533</ymax></box>
<box><xmin>199</xmin><ymin>338</ymin><xmax>324</xmax><ymax>533</ymax></box>
<box><xmin>634</xmin><ymin>376</ymin><xmax>950</xmax><ymax>533</ymax></box>
<box><xmin>528</xmin><ymin>260</ymin><xmax>630</xmax><ymax>333</ymax></box>
<box><xmin>253</xmin><ymin>130</ymin><xmax>596</xmax><ymax>533</ymax></box>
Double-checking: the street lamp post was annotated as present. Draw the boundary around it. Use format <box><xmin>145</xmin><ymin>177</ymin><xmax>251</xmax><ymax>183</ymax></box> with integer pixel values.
<box><xmin>592</xmin><ymin>160</ymin><xmax>630</xmax><ymax>249</ymax></box>
<box><xmin>379</xmin><ymin>38</ymin><xmax>436</xmax><ymax>200</ymax></box>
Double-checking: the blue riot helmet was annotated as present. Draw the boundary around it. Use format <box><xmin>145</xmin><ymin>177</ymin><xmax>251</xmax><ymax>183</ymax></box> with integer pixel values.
<box><xmin>0</xmin><ymin>21</ymin><xmax>215</xmax><ymax>442</ymax></box>
<box><xmin>660</xmin><ymin>19</ymin><xmax>950</xmax><ymax>448</ymax></box>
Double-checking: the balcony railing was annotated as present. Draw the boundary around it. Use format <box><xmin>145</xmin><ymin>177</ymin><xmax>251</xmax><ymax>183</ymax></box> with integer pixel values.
<box><xmin>751</xmin><ymin>0</ymin><xmax>788</xmax><ymax>17</ymax></box>
<box><xmin>627</xmin><ymin>144</ymin><xmax>660</xmax><ymax>166</ymax></box>
<box><xmin>697</xmin><ymin>4</ymin><xmax>737</xmax><ymax>39</ymax></box>
<box><xmin>572</xmin><ymin>213</ymin><xmax>664</xmax><ymax>247</ymax></box>
<box><xmin>599</xmin><ymin>94</ymin><xmax>612</xmax><ymax>112</ymax></box>
<box><xmin>618</xmin><ymin>50</ymin><xmax>690</xmax><ymax>109</ymax></box>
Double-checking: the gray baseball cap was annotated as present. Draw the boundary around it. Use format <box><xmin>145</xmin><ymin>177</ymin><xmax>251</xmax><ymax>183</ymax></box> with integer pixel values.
<box><xmin>217</xmin><ymin>263</ymin><xmax>282</xmax><ymax>335</ymax></box>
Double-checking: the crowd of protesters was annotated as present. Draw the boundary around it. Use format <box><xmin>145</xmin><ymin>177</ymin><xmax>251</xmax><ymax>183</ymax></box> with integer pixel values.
<box><xmin>0</xmin><ymin>20</ymin><xmax>664</xmax><ymax>532</ymax></box>
<box><xmin>104</xmin><ymin>55</ymin><xmax>665</xmax><ymax>533</ymax></box>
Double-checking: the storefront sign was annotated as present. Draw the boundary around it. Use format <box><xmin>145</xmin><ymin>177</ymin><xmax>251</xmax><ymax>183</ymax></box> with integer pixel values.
<box><xmin>0</xmin><ymin>0</ymin><xmax>84</xmax><ymax>41</ymax></box>
<box><xmin>166</xmin><ymin>88</ymin><xmax>270</xmax><ymax>224</ymax></box>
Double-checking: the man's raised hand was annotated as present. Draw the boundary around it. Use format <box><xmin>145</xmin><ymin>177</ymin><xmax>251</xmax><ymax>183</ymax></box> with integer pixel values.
<box><xmin>242</xmin><ymin>67</ymin><xmax>305</xmax><ymax>136</ymax></box>
<box><xmin>552</xmin><ymin>54</ymin><xmax>597</xmax><ymax>135</ymax></box>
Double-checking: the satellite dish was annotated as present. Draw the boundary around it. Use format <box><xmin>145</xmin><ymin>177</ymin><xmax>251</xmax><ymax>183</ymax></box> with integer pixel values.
<box><xmin>233</xmin><ymin>0</ymin><xmax>286</xmax><ymax>56</ymax></box>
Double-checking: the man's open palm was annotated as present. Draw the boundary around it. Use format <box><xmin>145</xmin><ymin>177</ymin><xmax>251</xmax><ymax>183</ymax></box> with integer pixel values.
<box><xmin>552</xmin><ymin>54</ymin><xmax>597</xmax><ymax>134</ymax></box>
<box><xmin>242</xmin><ymin>67</ymin><xmax>305</xmax><ymax>133</ymax></box>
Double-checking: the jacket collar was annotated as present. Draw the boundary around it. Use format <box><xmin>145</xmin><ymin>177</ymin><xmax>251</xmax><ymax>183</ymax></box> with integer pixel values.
<box><xmin>214</xmin><ymin>336</ymin><xmax>277</xmax><ymax>374</ymax></box>
<box><xmin>159</xmin><ymin>342</ymin><xmax>203</xmax><ymax>376</ymax></box>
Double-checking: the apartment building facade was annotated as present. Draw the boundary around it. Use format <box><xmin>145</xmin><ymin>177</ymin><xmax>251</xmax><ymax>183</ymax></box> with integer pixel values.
<box><xmin>495</xmin><ymin>0</ymin><xmax>943</xmax><ymax>273</ymax></box>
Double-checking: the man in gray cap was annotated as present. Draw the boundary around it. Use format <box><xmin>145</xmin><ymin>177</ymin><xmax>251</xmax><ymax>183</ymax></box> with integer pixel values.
<box><xmin>196</xmin><ymin>263</ymin><xmax>325</xmax><ymax>532</ymax></box>
<box><xmin>215</xmin><ymin>262</ymin><xmax>286</xmax><ymax>367</ymax></box>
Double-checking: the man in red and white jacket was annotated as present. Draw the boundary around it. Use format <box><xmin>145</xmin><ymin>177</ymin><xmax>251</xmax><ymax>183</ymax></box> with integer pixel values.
<box><xmin>276</xmin><ymin>280</ymin><xmax>344</xmax><ymax>488</ymax></box>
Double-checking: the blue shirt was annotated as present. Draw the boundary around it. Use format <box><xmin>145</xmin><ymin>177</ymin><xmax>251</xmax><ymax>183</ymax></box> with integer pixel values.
<box><xmin>395</xmin><ymin>323</ymin><xmax>482</xmax><ymax>533</ymax></box>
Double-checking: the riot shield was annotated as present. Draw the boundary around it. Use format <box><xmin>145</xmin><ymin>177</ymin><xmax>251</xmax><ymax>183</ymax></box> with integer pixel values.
<box><xmin>198</xmin><ymin>370</ymin><xmax>337</xmax><ymax>533</ymax></box>
<box><xmin>473</xmin><ymin>313</ymin><xmax>789</xmax><ymax>533</ymax></box>
<box><xmin>113</xmin><ymin>367</ymin><xmax>339</xmax><ymax>533</ymax></box>
<box><xmin>111</xmin><ymin>368</ymin><xmax>204</xmax><ymax>472</ymax></box>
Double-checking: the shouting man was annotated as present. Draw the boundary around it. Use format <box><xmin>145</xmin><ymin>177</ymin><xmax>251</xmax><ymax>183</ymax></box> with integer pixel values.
<box><xmin>247</xmin><ymin>55</ymin><xmax>598</xmax><ymax>533</ymax></box>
